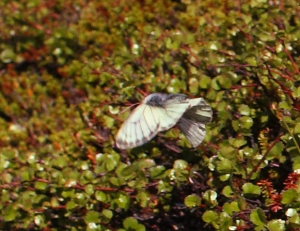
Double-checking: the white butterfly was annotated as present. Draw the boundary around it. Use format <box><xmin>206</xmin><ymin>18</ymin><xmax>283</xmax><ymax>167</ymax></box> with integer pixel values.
<box><xmin>115</xmin><ymin>93</ymin><xmax>212</xmax><ymax>149</ymax></box>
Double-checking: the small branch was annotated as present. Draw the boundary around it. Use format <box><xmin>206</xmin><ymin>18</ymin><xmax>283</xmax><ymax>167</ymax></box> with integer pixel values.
<box><xmin>247</xmin><ymin>134</ymin><xmax>283</xmax><ymax>179</ymax></box>
<box><xmin>281</xmin><ymin>40</ymin><xmax>299</xmax><ymax>74</ymax></box>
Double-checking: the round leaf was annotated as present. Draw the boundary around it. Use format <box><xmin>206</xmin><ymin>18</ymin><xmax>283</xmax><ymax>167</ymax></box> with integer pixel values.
<box><xmin>184</xmin><ymin>194</ymin><xmax>201</xmax><ymax>208</ymax></box>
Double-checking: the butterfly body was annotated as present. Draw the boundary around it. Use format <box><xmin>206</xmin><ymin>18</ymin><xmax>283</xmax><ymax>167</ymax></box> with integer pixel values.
<box><xmin>116</xmin><ymin>93</ymin><xmax>212</xmax><ymax>149</ymax></box>
<box><xmin>144</xmin><ymin>93</ymin><xmax>187</xmax><ymax>107</ymax></box>
<box><xmin>143</xmin><ymin>93</ymin><xmax>167</xmax><ymax>107</ymax></box>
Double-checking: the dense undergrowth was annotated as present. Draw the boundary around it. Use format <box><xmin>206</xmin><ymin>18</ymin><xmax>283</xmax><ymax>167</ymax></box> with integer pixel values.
<box><xmin>0</xmin><ymin>0</ymin><xmax>300</xmax><ymax>230</ymax></box>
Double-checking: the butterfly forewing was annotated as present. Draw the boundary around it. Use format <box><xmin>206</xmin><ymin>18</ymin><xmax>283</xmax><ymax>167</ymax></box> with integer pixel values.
<box><xmin>158</xmin><ymin>102</ymin><xmax>190</xmax><ymax>131</ymax></box>
<box><xmin>116</xmin><ymin>104</ymin><xmax>160</xmax><ymax>149</ymax></box>
<box><xmin>139</xmin><ymin>113</ymin><xmax>152</xmax><ymax>139</ymax></box>
<box><xmin>143</xmin><ymin>105</ymin><xmax>160</xmax><ymax>133</ymax></box>
<box><xmin>126</xmin><ymin>122</ymin><xmax>136</xmax><ymax>146</ymax></box>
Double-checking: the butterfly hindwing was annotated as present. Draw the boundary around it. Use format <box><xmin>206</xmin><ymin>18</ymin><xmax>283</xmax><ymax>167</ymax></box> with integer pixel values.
<box><xmin>184</xmin><ymin>98</ymin><xmax>213</xmax><ymax>123</ymax></box>
<box><xmin>177</xmin><ymin>97</ymin><xmax>212</xmax><ymax>147</ymax></box>
<box><xmin>178</xmin><ymin>117</ymin><xmax>206</xmax><ymax>148</ymax></box>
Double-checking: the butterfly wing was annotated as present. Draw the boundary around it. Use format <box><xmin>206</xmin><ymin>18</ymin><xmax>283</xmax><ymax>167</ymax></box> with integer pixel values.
<box><xmin>115</xmin><ymin>104</ymin><xmax>160</xmax><ymax>149</ymax></box>
<box><xmin>178</xmin><ymin>98</ymin><xmax>212</xmax><ymax>147</ymax></box>
<box><xmin>155</xmin><ymin>100</ymin><xmax>190</xmax><ymax>132</ymax></box>
<box><xmin>184</xmin><ymin>98</ymin><xmax>212</xmax><ymax>123</ymax></box>
<box><xmin>143</xmin><ymin>93</ymin><xmax>189</xmax><ymax>132</ymax></box>
<box><xmin>178</xmin><ymin>117</ymin><xmax>207</xmax><ymax>148</ymax></box>
<box><xmin>116</xmin><ymin>94</ymin><xmax>190</xmax><ymax>149</ymax></box>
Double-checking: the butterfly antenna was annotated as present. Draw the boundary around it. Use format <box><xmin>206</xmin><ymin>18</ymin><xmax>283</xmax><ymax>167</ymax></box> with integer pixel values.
<box><xmin>137</xmin><ymin>89</ymin><xmax>148</xmax><ymax>96</ymax></box>
<box><xmin>120</xmin><ymin>103</ymin><xmax>139</xmax><ymax>114</ymax></box>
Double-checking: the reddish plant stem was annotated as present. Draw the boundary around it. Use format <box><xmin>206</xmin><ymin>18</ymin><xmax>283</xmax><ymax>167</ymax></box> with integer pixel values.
<box><xmin>247</xmin><ymin>134</ymin><xmax>283</xmax><ymax>179</ymax></box>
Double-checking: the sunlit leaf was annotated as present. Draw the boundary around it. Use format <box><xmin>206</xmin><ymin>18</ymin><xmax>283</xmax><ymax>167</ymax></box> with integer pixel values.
<box><xmin>184</xmin><ymin>194</ymin><xmax>201</xmax><ymax>208</ymax></box>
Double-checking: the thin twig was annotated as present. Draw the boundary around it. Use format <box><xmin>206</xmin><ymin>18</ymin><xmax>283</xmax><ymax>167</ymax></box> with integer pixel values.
<box><xmin>247</xmin><ymin>134</ymin><xmax>283</xmax><ymax>179</ymax></box>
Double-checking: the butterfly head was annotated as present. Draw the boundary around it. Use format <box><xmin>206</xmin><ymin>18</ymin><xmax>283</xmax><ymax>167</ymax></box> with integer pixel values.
<box><xmin>143</xmin><ymin>93</ymin><xmax>167</xmax><ymax>107</ymax></box>
<box><xmin>143</xmin><ymin>93</ymin><xmax>188</xmax><ymax>107</ymax></box>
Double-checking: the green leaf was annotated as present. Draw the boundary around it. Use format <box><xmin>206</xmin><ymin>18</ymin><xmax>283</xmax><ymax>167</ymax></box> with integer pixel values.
<box><xmin>105</xmin><ymin>154</ymin><xmax>120</xmax><ymax>171</ymax></box>
<box><xmin>267</xmin><ymin>219</ymin><xmax>285</xmax><ymax>231</ymax></box>
<box><xmin>282</xmin><ymin>189</ymin><xmax>298</xmax><ymax>204</ymax></box>
<box><xmin>150</xmin><ymin>165</ymin><xmax>166</xmax><ymax>178</ymax></box>
<box><xmin>123</xmin><ymin>217</ymin><xmax>145</xmax><ymax>231</ymax></box>
<box><xmin>66</xmin><ymin>200</ymin><xmax>77</xmax><ymax>210</ymax></box>
<box><xmin>123</xmin><ymin>217</ymin><xmax>138</xmax><ymax>228</ymax></box>
<box><xmin>239</xmin><ymin>104</ymin><xmax>251</xmax><ymax>116</ymax></box>
<box><xmin>268</xmin><ymin>142</ymin><xmax>284</xmax><ymax>159</ymax></box>
<box><xmin>242</xmin><ymin>183</ymin><xmax>261</xmax><ymax>196</ymax></box>
<box><xmin>52</xmin><ymin>156</ymin><xmax>69</xmax><ymax>168</ymax></box>
<box><xmin>184</xmin><ymin>194</ymin><xmax>201</xmax><ymax>208</ymax></box>
<box><xmin>294</xmin><ymin>123</ymin><xmax>300</xmax><ymax>134</ymax></box>
<box><xmin>4</xmin><ymin>205</ymin><xmax>19</xmax><ymax>222</ymax></box>
<box><xmin>50</xmin><ymin>197</ymin><xmax>60</xmax><ymax>207</ymax></box>
<box><xmin>0</xmin><ymin>155</ymin><xmax>9</xmax><ymax>171</ymax></box>
<box><xmin>216</xmin><ymin>75</ymin><xmax>232</xmax><ymax>89</ymax></box>
<box><xmin>202</xmin><ymin>210</ymin><xmax>219</xmax><ymax>223</ymax></box>
<box><xmin>34</xmin><ymin>181</ymin><xmax>48</xmax><ymax>190</ymax></box>
<box><xmin>211</xmin><ymin>78</ymin><xmax>221</xmax><ymax>90</ymax></box>
<box><xmin>189</xmin><ymin>77</ymin><xmax>199</xmax><ymax>94</ymax></box>
<box><xmin>1</xmin><ymin>48</ymin><xmax>16</xmax><ymax>63</ymax></box>
<box><xmin>102</xmin><ymin>209</ymin><xmax>113</xmax><ymax>219</ymax></box>
<box><xmin>250</xmin><ymin>208</ymin><xmax>267</xmax><ymax>227</ymax></box>
<box><xmin>85</xmin><ymin>184</ymin><xmax>95</xmax><ymax>195</ymax></box>
<box><xmin>216</xmin><ymin>158</ymin><xmax>233</xmax><ymax>173</ymax></box>
<box><xmin>229</xmin><ymin>137</ymin><xmax>247</xmax><ymax>148</ymax></box>
<box><xmin>138</xmin><ymin>158</ymin><xmax>155</xmax><ymax>169</ymax></box>
<box><xmin>121</xmin><ymin>164</ymin><xmax>138</xmax><ymax>178</ymax></box>
<box><xmin>219</xmin><ymin>143</ymin><xmax>236</xmax><ymax>158</ymax></box>
<box><xmin>239</xmin><ymin>116</ymin><xmax>253</xmax><ymax>129</ymax></box>
<box><xmin>199</xmin><ymin>75</ymin><xmax>211</xmax><ymax>89</ymax></box>
<box><xmin>114</xmin><ymin>193</ymin><xmax>131</xmax><ymax>209</ymax></box>
<box><xmin>173</xmin><ymin>160</ymin><xmax>188</xmax><ymax>169</ymax></box>
<box><xmin>222</xmin><ymin>186</ymin><xmax>234</xmax><ymax>198</ymax></box>
<box><xmin>103</xmin><ymin>115</ymin><xmax>115</xmax><ymax>128</ymax></box>
<box><xmin>245</xmin><ymin>56</ymin><xmax>257</xmax><ymax>66</ymax></box>
<box><xmin>95</xmin><ymin>191</ymin><xmax>108</xmax><ymax>202</ymax></box>
<box><xmin>84</xmin><ymin>211</ymin><xmax>100</xmax><ymax>223</ymax></box>
<box><xmin>286</xmin><ymin>208</ymin><xmax>300</xmax><ymax>226</ymax></box>
<box><xmin>203</xmin><ymin>190</ymin><xmax>218</xmax><ymax>206</ymax></box>
<box><xmin>219</xmin><ymin>174</ymin><xmax>231</xmax><ymax>182</ymax></box>
<box><xmin>157</xmin><ymin>180</ymin><xmax>173</xmax><ymax>193</ymax></box>
<box><xmin>223</xmin><ymin>201</ymin><xmax>240</xmax><ymax>215</ymax></box>
<box><xmin>34</xmin><ymin>214</ymin><xmax>46</xmax><ymax>227</ymax></box>
<box><xmin>294</xmin><ymin>88</ymin><xmax>300</xmax><ymax>98</ymax></box>
<box><xmin>136</xmin><ymin>191</ymin><xmax>150</xmax><ymax>208</ymax></box>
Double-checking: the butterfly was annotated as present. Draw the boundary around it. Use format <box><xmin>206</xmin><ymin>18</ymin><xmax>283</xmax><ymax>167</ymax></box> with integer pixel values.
<box><xmin>115</xmin><ymin>93</ymin><xmax>212</xmax><ymax>149</ymax></box>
